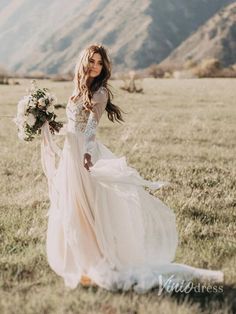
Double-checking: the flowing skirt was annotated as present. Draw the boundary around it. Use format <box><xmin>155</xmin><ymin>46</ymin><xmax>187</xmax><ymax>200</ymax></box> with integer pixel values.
<box><xmin>41</xmin><ymin>122</ymin><xmax>224</xmax><ymax>293</ymax></box>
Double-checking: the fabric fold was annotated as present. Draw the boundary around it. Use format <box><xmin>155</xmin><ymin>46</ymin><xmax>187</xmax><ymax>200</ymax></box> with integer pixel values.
<box><xmin>41</xmin><ymin>121</ymin><xmax>62</xmax><ymax>204</ymax></box>
<box><xmin>90</xmin><ymin>156</ymin><xmax>169</xmax><ymax>190</ymax></box>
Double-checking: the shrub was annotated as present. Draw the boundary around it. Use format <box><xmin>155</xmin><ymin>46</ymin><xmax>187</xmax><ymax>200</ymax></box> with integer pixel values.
<box><xmin>193</xmin><ymin>58</ymin><xmax>222</xmax><ymax>77</ymax></box>
<box><xmin>0</xmin><ymin>66</ymin><xmax>9</xmax><ymax>84</ymax></box>
<box><xmin>146</xmin><ymin>64</ymin><xmax>165</xmax><ymax>78</ymax></box>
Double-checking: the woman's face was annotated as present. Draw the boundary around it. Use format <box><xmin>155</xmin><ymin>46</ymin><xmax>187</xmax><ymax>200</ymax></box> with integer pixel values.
<box><xmin>88</xmin><ymin>53</ymin><xmax>103</xmax><ymax>78</ymax></box>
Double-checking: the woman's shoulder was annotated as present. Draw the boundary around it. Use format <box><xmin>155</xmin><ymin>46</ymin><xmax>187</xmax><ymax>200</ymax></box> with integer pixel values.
<box><xmin>95</xmin><ymin>86</ymin><xmax>108</xmax><ymax>96</ymax></box>
<box><xmin>92</xmin><ymin>86</ymin><xmax>109</xmax><ymax>104</ymax></box>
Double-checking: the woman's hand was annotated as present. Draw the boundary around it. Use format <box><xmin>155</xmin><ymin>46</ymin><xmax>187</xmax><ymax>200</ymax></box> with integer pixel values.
<box><xmin>83</xmin><ymin>153</ymin><xmax>93</xmax><ymax>171</ymax></box>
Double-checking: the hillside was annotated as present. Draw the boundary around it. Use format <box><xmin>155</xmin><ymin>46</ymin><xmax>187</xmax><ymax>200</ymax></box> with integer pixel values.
<box><xmin>0</xmin><ymin>0</ymin><xmax>234</xmax><ymax>74</ymax></box>
<box><xmin>160</xmin><ymin>3</ymin><xmax>236</xmax><ymax>67</ymax></box>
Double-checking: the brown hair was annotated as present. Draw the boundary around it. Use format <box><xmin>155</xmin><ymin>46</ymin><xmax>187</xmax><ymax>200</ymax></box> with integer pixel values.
<box><xmin>72</xmin><ymin>44</ymin><xmax>124</xmax><ymax>123</ymax></box>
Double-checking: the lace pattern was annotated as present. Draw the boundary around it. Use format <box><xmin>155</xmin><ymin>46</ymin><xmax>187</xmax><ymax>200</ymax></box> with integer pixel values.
<box><xmin>84</xmin><ymin>115</ymin><xmax>97</xmax><ymax>138</ymax></box>
<box><xmin>83</xmin><ymin>114</ymin><xmax>97</xmax><ymax>154</ymax></box>
<box><xmin>66</xmin><ymin>100</ymin><xmax>90</xmax><ymax>133</ymax></box>
<box><xmin>66</xmin><ymin>86</ymin><xmax>108</xmax><ymax>155</ymax></box>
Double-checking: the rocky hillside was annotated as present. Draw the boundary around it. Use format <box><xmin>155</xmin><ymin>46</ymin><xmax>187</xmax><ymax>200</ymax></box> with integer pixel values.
<box><xmin>160</xmin><ymin>2</ymin><xmax>236</xmax><ymax>68</ymax></box>
<box><xmin>0</xmin><ymin>0</ymin><xmax>234</xmax><ymax>74</ymax></box>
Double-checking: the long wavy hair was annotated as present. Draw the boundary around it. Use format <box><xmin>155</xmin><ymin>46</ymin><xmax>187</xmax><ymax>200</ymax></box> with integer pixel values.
<box><xmin>71</xmin><ymin>44</ymin><xmax>124</xmax><ymax>123</ymax></box>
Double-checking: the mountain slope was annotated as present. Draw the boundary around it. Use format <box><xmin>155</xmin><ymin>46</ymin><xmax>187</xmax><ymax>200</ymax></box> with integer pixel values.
<box><xmin>160</xmin><ymin>2</ymin><xmax>236</xmax><ymax>67</ymax></box>
<box><xmin>135</xmin><ymin>0</ymin><xmax>235</xmax><ymax>68</ymax></box>
<box><xmin>0</xmin><ymin>0</ymin><xmax>234</xmax><ymax>74</ymax></box>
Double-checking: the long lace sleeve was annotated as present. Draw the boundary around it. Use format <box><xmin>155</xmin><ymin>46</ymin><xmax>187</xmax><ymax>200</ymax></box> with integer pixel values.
<box><xmin>84</xmin><ymin>87</ymin><xmax>108</xmax><ymax>156</ymax></box>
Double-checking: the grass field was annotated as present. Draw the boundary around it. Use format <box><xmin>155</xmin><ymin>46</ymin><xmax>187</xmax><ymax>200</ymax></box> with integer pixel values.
<box><xmin>0</xmin><ymin>78</ymin><xmax>235</xmax><ymax>313</ymax></box>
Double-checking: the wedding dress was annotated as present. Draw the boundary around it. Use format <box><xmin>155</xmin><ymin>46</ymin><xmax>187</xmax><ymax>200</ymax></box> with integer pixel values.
<box><xmin>41</xmin><ymin>86</ymin><xmax>224</xmax><ymax>293</ymax></box>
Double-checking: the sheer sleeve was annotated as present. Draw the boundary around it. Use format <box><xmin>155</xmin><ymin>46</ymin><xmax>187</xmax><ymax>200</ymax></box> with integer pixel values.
<box><xmin>84</xmin><ymin>87</ymin><xmax>108</xmax><ymax>156</ymax></box>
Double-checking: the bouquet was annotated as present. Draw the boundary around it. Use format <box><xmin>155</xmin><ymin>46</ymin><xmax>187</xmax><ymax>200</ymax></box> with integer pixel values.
<box><xmin>13</xmin><ymin>80</ymin><xmax>63</xmax><ymax>141</ymax></box>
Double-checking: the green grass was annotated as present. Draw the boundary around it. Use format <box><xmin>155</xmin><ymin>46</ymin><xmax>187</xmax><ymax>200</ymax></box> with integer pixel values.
<box><xmin>0</xmin><ymin>78</ymin><xmax>235</xmax><ymax>314</ymax></box>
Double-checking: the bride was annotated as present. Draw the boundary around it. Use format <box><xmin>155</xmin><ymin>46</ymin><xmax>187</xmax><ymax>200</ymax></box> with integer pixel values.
<box><xmin>41</xmin><ymin>44</ymin><xmax>224</xmax><ymax>293</ymax></box>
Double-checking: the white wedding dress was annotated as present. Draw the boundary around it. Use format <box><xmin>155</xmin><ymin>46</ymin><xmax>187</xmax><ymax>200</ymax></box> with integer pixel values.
<box><xmin>41</xmin><ymin>86</ymin><xmax>224</xmax><ymax>293</ymax></box>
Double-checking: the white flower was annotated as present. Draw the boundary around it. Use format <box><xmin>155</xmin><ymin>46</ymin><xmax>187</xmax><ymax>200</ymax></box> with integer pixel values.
<box><xmin>26</xmin><ymin>113</ymin><xmax>36</xmax><ymax>127</ymax></box>
<box><xmin>38</xmin><ymin>98</ymin><xmax>46</xmax><ymax>107</ymax></box>
<box><xmin>29</xmin><ymin>100</ymin><xmax>36</xmax><ymax>108</ymax></box>
<box><xmin>50</xmin><ymin>94</ymin><xmax>57</xmax><ymax>104</ymax></box>
<box><xmin>47</xmin><ymin>104</ymin><xmax>54</xmax><ymax>113</ymax></box>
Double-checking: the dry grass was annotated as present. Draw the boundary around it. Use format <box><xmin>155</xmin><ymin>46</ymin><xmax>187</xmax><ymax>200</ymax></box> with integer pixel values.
<box><xmin>0</xmin><ymin>78</ymin><xmax>235</xmax><ymax>314</ymax></box>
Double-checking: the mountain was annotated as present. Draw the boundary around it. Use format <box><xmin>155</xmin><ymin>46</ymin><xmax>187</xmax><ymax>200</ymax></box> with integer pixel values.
<box><xmin>0</xmin><ymin>0</ymin><xmax>234</xmax><ymax>74</ymax></box>
<box><xmin>160</xmin><ymin>2</ymin><xmax>236</xmax><ymax>68</ymax></box>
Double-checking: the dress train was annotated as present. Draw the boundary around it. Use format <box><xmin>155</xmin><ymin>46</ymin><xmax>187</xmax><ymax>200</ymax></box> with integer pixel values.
<box><xmin>40</xmin><ymin>120</ymin><xmax>224</xmax><ymax>294</ymax></box>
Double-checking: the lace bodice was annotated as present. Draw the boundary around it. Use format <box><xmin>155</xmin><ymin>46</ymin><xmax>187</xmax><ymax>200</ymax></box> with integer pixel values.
<box><xmin>66</xmin><ymin>97</ymin><xmax>90</xmax><ymax>132</ymax></box>
<box><xmin>66</xmin><ymin>86</ymin><xmax>108</xmax><ymax>155</ymax></box>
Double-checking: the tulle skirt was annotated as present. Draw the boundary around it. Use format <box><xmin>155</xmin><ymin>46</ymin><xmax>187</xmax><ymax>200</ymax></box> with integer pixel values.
<box><xmin>41</xmin><ymin>122</ymin><xmax>224</xmax><ymax>293</ymax></box>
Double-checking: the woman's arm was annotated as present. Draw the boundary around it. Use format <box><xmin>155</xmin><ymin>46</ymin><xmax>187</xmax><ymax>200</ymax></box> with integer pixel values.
<box><xmin>83</xmin><ymin>87</ymin><xmax>108</xmax><ymax>170</ymax></box>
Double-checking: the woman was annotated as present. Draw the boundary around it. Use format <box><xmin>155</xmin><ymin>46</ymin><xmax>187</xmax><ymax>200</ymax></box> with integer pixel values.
<box><xmin>41</xmin><ymin>44</ymin><xmax>223</xmax><ymax>293</ymax></box>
